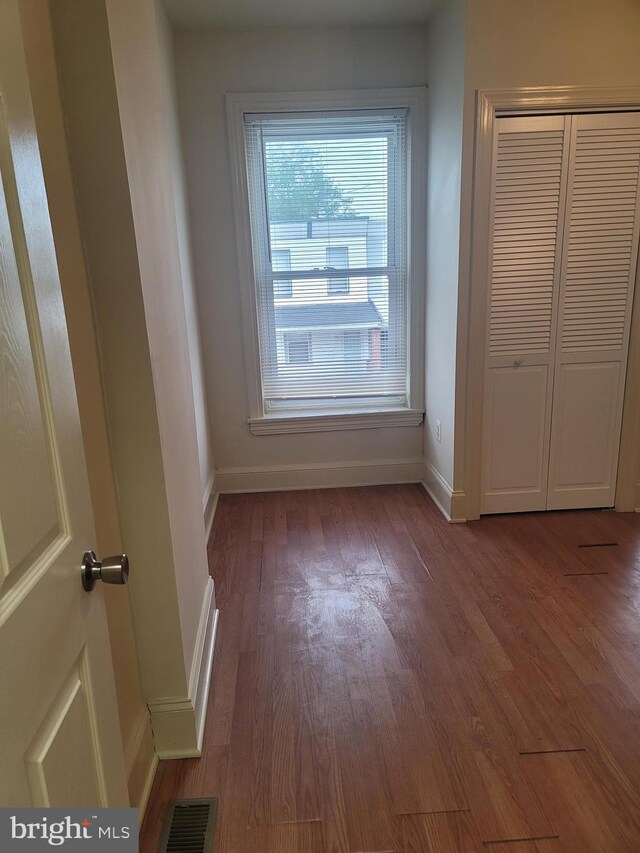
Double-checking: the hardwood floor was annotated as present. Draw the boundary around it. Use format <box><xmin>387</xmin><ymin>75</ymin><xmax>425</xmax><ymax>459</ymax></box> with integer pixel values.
<box><xmin>140</xmin><ymin>485</ymin><xmax>640</xmax><ymax>852</ymax></box>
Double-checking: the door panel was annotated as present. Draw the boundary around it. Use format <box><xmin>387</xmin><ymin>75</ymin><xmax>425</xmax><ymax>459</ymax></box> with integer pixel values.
<box><xmin>548</xmin><ymin>112</ymin><xmax>640</xmax><ymax>509</ymax></box>
<box><xmin>548</xmin><ymin>362</ymin><xmax>621</xmax><ymax>509</ymax></box>
<box><xmin>25</xmin><ymin>652</ymin><xmax>105</xmax><ymax>808</ymax></box>
<box><xmin>482</xmin><ymin>365</ymin><xmax>551</xmax><ymax>513</ymax></box>
<box><xmin>487</xmin><ymin>116</ymin><xmax>569</xmax><ymax>361</ymax></box>
<box><xmin>481</xmin><ymin>115</ymin><xmax>569</xmax><ymax>513</ymax></box>
<box><xmin>547</xmin><ymin>362</ymin><xmax>621</xmax><ymax>509</ymax></box>
<box><xmin>0</xmin><ymin>0</ymin><xmax>127</xmax><ymax>806</ymax></box>
<box><xmin>0</xmin><ymin>90</ymin><xmax>66</xmax><ymax>597</ymax></box>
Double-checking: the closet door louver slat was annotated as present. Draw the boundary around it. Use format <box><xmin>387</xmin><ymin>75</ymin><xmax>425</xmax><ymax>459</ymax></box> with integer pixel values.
<box><xmin>489</xmin><ymin>124</ymin><xmax>566</xmax><ymax>359</ymax></box>
<box><xmin>559</xmin><ymin>123</ymin><xmax>640</xmax><ymax>354</ymax></box>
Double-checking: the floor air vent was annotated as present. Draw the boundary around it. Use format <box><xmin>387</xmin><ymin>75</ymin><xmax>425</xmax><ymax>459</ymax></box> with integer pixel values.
<box><xmin>158</xmin><ymin>798</ymin><xmax>218</xmax><ymax>853</ymax></box>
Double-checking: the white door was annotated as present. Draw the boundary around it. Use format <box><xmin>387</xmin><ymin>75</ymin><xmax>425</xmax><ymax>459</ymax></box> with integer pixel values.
<box><xmin>482</xmin><ymin>112</ymin><xmax>640</xmax><ymax>514</ymax></box>
<box><xmin>481</xmin><ymin>115</ymin><xmax>570</xmax><ymax>513</ymax></box>
<box><xmin>547</xmin><ymin>112</ymin><xmax>640</xmax><ymax>509</ymax></box>
<box><xmin>0</xmin><ymin>0</ymin><xmax>128</xmax><ymax>807</ymax></box>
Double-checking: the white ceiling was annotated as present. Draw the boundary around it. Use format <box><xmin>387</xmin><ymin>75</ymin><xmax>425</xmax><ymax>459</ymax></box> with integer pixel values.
<box><xmin>163</xmin><ymin>0</ymin><xmax>438</xmax><ymax>29</ymax></box>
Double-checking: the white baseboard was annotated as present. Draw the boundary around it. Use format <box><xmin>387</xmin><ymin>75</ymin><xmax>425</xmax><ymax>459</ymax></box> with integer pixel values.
<box><xmin>132</xmin><ymin>749</ymin><xmax>158</xmax><ymax>821</ymax></box>
<box><xmin>125</xmin><ymin>710</ymin><xmax>157</xmax><ymax>818</ymax></box>
<box><xmin>147</xmin><ymin>696</ymin><xmax>201</xmax><ymax>760</ymax></box>
<box><xmin>449</xmin><ymin>490</ymin><xmax>467</xmax><ymax>522</ymax></box>
<box><xmin>422</xmin><ymin>461</ymin><xmax>467</xmax><ymax>523</ymax></box>
<box><xmin>189</xmin><ymin>578</ymin><xmax>218</xmax><ymax>753</ymax></box>
<box><xmin>216</xmin><ymin>457</ymin><xmax>423</xmax><ymax>493</ymax></box>
<box><xmin>147</xmin><ymin>578</ymin><xmax>219</xmax><ymax>759</ymax></box>
<box><xmin>203</xmin><ymin>470</ymin><xmax>219</xmax><ymax>540</ymax></box>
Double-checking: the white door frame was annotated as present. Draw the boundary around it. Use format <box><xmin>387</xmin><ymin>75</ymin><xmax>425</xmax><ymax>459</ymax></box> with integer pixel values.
<box><xmin>463</xmin><ymin>85</ymin><xmax>640</xmax><ymax>520</ymax></box>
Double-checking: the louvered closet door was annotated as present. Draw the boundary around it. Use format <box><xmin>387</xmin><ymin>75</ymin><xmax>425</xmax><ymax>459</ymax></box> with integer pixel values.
<box><xmin>481</xmin><ymin>116</ymin><xmax>570</xmax><ymax>513</ymax></box>
<box><xmin>547</xmin><ymin>113</ymin><xmax>640</xmax><ymax>509</ymax></box>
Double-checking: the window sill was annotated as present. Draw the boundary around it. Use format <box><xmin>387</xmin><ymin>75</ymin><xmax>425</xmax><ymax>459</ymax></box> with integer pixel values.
<box><xmin>248</xmin><ymin>407</ymin><xmax>425</xmax><ymax>435</ymax></box>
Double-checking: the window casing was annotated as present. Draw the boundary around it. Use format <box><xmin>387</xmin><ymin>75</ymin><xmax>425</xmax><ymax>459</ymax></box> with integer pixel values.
<box><xmin>227</xmin><ymin>89</ymin><xmax>426</xmax><ymax>434</ymax></box>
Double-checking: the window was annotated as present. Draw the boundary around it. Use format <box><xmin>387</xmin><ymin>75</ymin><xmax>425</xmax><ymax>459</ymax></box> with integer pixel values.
<box><xmin>246</xmin><ymin>109</ymin><xmax>407</xmax><ymax>407</ymax></box>
<box><xmin>284</xmin><ymin>332</ymin><xmax>311</xmax><ymax>364</ymax></box>
<box><xmin>272</xmin><ymin>249</ymin><xmax>292</xmax><ymax>298</ymax></box>
<box><xmin>342</xmin><ymin>329</ymin><xmax>362</xmax><ymax>361</ymax></box>
<box><xmin>228</xmin><ymin>89</ymin><xmax>426</xmax><ymax>433</ymax></box>
<box><xmin>326</xmin><ymin>246</ymin><xmax>349</xmax><ymax>294</ymax></box>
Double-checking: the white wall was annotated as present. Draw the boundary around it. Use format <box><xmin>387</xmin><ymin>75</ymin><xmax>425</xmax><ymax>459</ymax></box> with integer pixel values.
<box><xmin>173</xmin><ymin>26</ymin><xmax>429</xmax><ymax>483</ymax></box>
<box><xmin>455</xmin><ymin>0</ymin><xmax>640</xmax><ymax>515</ymax></box>
<box><xmin>105</xmin><ymin>0</ymin><xmax>212</xmax><ymax>685</ymax></box>
<box><xmin>465</xmin><ymin>0</ymin><xmax>640</xmax><ymax>90</ymax></box>
<box><xmin>422</xmin><ymin>0</ymin><xmax>466</xmax><ymax>516</ymax></box>
<box><xmin>156</xmin><ymin>2</ymin><xmax>214</xmax><ymax>500</ymax></box>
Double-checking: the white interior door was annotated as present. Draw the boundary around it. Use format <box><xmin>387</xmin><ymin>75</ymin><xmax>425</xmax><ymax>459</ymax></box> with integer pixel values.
<box><xmin>481</xmin><ymin>115</ymin><xmax>570</xmax><ymax>513</ymax></box>
<box><xmin>547</xmin><ymin>112</ymin><xmax>640</xmax><ymax>509</ymax></box>
<box><xmin>0</xmin><ymin>0</ymin><xmax>128</xmax><ymax>807</ymax></box>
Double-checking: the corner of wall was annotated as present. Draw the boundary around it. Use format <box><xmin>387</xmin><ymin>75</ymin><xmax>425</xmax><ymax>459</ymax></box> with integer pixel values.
<box><xmin>104</xmin><ymin>0</ymin><xmax>214</xmax><ymax>727</ymax></box>
<box><xmin>148</xmin><ymin>577</ymin><xmax>219</xmax><ymax>758</ymax></box>
<box><xmin>203</xmin><ymin>468</ymin><xmax>219</xmax><ymax>541</ymax></box>
<box><xmin>424</xmin><ymin>0</ymin><xmax>467</xmax><ymax>520</ymax></box>
<box><xmin>422</xmin><ymin>462</ymin><xmax>467</xmax><ymax>523</ymax></box>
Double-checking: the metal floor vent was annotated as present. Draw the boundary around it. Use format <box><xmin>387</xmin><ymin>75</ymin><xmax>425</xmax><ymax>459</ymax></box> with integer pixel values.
<box><xmin>158</xmin><ymin>798</ymin><xmax>218</xmax><ymax>853</ymax></box>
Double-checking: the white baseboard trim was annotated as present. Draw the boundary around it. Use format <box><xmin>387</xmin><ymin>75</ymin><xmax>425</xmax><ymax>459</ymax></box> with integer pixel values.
<box><xmin>450</xmin><ymin>490</ymin><xmax>467</xmax><ymax>522</ymax></box>
<box><xmin>203</xmin><ymin>470</ymin><xmax>219</xmax><ymax>540</ymax></box>
<box><xmin>422</xmin><ymin>462</ymin><xmax>467</xmax><ymax>523</ymax></box>
<box><xmin>147</xmin><ymin>579</ymin><xmax>219</xmax><ymax>760</ymax></box>
<box><xmin>147</xmin><ymin>694</ymin><xmax>200</xmax><ymax>760</ymax></box>
<box><xmin>216</xmin><ymin>457</ymin><xmax>423</xmax><ymax>493</ymax></box>
<box><xmin>124</xmin><ymin>710</ymin><xmax>151</xmax><ymax>779</ymax></box>
<box><xmin>134</xmin><ymin>751</ymin><xmax>158</xmax><ymax>822</ymax></box>
<box><xmin>124</xmin><ymin>710</ymin><xmax>157</xmax><ymax>817</ymax></box>
<box><xmin>189</xmin><ymin>578</ymin><xmax>218</xmax><ymax>753</ymax></box>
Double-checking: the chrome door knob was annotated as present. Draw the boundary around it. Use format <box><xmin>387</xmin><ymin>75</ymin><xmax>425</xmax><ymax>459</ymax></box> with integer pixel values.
<box><xmin>82</xmin><ymin>550</ymin><xmax>129</xmax><ymax>592</ymax></box>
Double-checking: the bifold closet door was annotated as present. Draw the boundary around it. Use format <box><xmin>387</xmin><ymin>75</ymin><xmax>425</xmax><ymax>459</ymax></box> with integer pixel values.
<box><xmin>547</xmin><ymin>112</ymin><xmax>640</xmax><ymax>509</ymax></box>
<box><xmin>481</xmin><ymin>115</ymin><xmax>570</xmax><ymax>514</ymax></box>
<box><xmin>482</xmin><ymin>112</ymin><xmax>640</xmax><ymax>514</ymax></box>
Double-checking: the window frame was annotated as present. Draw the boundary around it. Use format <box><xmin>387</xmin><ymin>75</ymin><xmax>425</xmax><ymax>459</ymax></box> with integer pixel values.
<box><xmin>227</xmin><ymin>88</ymin><xmax>427</xmax><ymax>435</ymax></box>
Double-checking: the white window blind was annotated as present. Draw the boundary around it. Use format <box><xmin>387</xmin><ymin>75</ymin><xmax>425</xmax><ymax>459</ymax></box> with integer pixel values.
<box><xmin>243</xmin><ymin>109</ymin><xmax>409</xmax><ymax>412</ymax></box>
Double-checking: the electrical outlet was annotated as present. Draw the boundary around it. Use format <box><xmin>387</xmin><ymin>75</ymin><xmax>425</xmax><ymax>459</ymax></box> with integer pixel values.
<box><xmin>435</xmin><ymin>419</ymin><xmax>442</xmax><ymax>443</ymax></box>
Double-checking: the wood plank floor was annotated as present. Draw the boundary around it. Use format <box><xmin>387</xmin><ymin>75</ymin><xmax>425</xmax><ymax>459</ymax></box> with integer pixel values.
<box><xmin>140</xmin><ymin>485</ymin><xmax>640</xmax><ymax>852</ymax></box>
